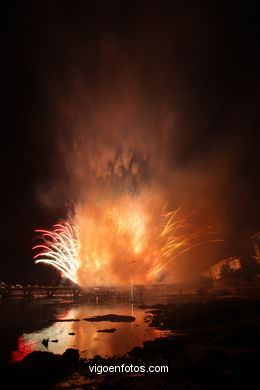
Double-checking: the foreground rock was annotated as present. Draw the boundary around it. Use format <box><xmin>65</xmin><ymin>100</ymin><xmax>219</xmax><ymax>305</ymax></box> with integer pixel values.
<box><xmin>3</xmin><ymin>349</ymin><xmax>79</xmax><ymax>390</ymax></box>
<box><xmin>146</xmin><ymin>297</ymin><xmax>260</xmax><ymax>329</ymax></box>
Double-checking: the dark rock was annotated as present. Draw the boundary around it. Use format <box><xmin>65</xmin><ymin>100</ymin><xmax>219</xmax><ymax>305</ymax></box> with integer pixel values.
<box><xmin>51</xmin><ymin>339</ymin><xmax>58</xmax><ymax>343</ymax></box>
<box><xmin>197</xmin><ymin>349</ymin><xmax>230</xmax><ymax>370</ymax></box>
<box><xmin>41</xmin><ymin>338</ymin><xmax>49</xmax><ymax>348</ymax></box>
<box><xmin>55</xmin><ymin>319</ymin><xmax>80</xmax><ymax>322</ymax></box>
<box><xmin>97</xmin><ymin>328</ymin><xmax>117</xmax><ymax>333</ymax></box>
<box><xmin>68</xmin><ymin>332</ymin><xmax>76</xmax><ymax>335</ymax></box>
<box><xmin>84</xmin><ymin>314</ymin><xmax>135</xmax><ymax>322</ymax></box>
<box><xmin>129</xmin><ymin>337</ymin><xmax>184</xmax><ymax>360</ymax></box>
<box><xmin>149</xmin><ymin>298</ymin><xmax>260</xmax><ymax>329</ymax></box>
<box><xmin>62</xmin><ymin>348</ymin><xmax>79</xmax><ymax>365</ymax></box>
<box><xmin>5</xmin><ymin>349</ymin><xmax>80</xmax><ymax>389</ymax></box>
<box><xmin>217</xmin><ymin>325</ymin><xmax>260</xmax><ymax>348</ymax></box>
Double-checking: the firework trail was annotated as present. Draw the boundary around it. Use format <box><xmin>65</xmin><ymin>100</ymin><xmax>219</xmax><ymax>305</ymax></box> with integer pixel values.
<box><xmin>33</xmin><ymin>222</ymin><xmax>80</xmax><ymax>284</ymax></box>
<box><xmin>146</xmin><ymin>206</ymin><xmax>223</xmax><ymax>280</ymax></box>
<box><xmin>33</xmin><ymin>204</ymin><xmax>223</xmax><ymax>286</ymax></box>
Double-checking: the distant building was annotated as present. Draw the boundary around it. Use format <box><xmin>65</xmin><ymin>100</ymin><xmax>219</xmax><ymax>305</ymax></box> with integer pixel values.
<box><xmin>203</xmin><ymin>257</ymin><xmax>242</xmax><ymax>280</ymax></box>
<box><xmin>252</xmin><ymin>232</ymin><xmax>260</xmax><ymax>265</ymax></box>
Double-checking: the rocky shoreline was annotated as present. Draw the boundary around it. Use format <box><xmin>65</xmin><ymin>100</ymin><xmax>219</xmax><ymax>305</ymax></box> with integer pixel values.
<box><xmin>3</xmin><ymin>297</ymin><xmax>260</xmax><ymax>389</ymax></box>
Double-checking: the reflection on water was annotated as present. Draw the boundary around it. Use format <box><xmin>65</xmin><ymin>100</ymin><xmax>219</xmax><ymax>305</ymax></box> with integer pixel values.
<box><xmin>9</xmin><ymin>301</ymin><xmax>167</xmax><ymax>363</ymax></box>
<box><xmin>11</xmin><ymin>336</ymin><xmax>36</xmax><ymax>362</ymax></box>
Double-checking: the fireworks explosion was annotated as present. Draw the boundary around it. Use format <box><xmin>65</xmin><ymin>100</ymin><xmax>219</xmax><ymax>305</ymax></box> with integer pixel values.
<box><xmin>33</xmin><ymin>202</ymin><xmax>222</xmax><ymax>287</ymax></box>
<box><xmin>33</xmin><ymin>131</ymin><xmax>224</xmax><ymax>287</ymax></box>
<box><xmin>33</xmin><ymin>222</ymin><xmax>81</xmax><ymax>284</ymax></box>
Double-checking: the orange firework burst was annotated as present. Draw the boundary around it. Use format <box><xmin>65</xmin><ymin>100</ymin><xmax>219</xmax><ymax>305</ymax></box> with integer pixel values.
<box><xmin>33</xmin><ymin>201</ymin><xmax>223</xmax><ymax>286</ymax></box>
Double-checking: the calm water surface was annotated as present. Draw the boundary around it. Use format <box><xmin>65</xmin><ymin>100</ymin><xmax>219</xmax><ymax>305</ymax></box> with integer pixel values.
<box><xmin>0</xmin><ymin>297</ymin><xmax>169</xmax><ymax>364</ymax></box>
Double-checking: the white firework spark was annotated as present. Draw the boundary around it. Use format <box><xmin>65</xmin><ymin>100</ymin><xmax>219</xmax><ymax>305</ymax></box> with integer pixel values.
<box><xmin>33</xmin><ymin>221</ymin><xmax>81</xmax><ymax>284</ymax></box>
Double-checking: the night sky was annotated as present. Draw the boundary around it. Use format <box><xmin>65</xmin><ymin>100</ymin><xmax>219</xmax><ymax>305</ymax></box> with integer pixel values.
<box><xmin>2</xmin><ymin>1</ymin><xmax>259</xmax><ymax>284</ymax></box>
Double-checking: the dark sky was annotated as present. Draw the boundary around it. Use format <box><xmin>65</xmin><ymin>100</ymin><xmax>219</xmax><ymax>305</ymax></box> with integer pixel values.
<box><xmin>2</xmin><ymin>0</ymin><xmax>259</xmax><ymax>283</ymax></box>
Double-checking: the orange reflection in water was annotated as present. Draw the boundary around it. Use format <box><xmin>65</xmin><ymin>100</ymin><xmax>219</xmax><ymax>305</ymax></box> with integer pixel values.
<box><xmin>10</xmin><ymin>336</ymin><xmax>36</xmax><ymax>363</ymax></box>
<box><xmin>13</xmin><ymin>304</ymin><xmax>168</xmax><ymax>360</ymax></box>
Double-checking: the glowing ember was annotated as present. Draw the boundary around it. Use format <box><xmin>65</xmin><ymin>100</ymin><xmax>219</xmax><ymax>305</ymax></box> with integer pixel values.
<box><xmin>33</xmin><ymin>202</ymin><xmax>222</xmax><ymax>287</ymax></box>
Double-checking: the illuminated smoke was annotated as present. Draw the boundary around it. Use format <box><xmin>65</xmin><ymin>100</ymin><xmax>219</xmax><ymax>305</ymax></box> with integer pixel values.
<box><xmin>33</xmin><ymin>203</ymin><xmax>222</xmax><ymax>287</ymax></box>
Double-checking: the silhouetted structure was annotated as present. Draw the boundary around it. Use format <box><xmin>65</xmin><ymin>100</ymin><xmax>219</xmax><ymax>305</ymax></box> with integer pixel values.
<box><xmin>252</xmin><ymin>232</ymin><xmax>260</xmax><ymax>265</ymax></box>
<box><xmin>208</xmin><ymin>257</ymin><xmax>242</xmax><ymax>280</ymax></box>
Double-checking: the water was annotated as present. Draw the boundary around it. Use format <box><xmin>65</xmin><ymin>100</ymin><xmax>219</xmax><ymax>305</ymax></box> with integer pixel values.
<box><xmin>0</xmin><ymin>297</ymin><xmax>168</xmax><ymax>365</ymax></box>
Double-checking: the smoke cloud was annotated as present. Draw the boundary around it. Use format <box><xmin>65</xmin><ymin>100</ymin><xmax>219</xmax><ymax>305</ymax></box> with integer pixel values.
<box><xmin>23</xmin><ymin>1</ymin><xmax>258</xmax><ymax>283</ymax></box>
